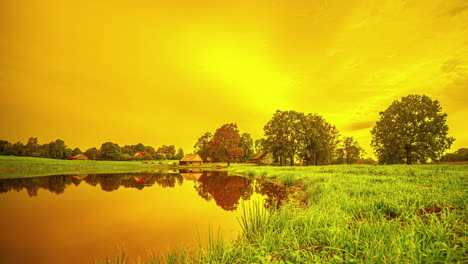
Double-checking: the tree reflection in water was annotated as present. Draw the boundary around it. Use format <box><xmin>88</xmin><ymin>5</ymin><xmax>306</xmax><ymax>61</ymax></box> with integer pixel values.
<box><xmin>255</xmin><ymin>178</ymin><xmax>289</xmax><ymax>209</ymax></box>
<box><xmin>195</xmin><ymin>171</ymin><xmax>254</xmax><ymax>211</ymax></box>
<box><xmin>0</xmin><ymin>171</ymin><xmax>292</xmax><ymax>211</ymax></box>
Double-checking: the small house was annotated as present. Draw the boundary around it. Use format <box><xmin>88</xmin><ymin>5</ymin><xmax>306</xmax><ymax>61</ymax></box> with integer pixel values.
<box><xmin>71</xmin><ymin>154</ymin><xmax>89</xmax><ymax>160</ymax></box>
<box><xmin>133</xmin><ymin>152</ymin><xmax>146</xmax><ymax>157</ymax></box>
<box><xmin>249</xmin><ymin>152</ymin><xmax>267</xmax><ymax>164</ymax></box>
<box><xmin>179</xmin><ymin>153</ymin><xmax>203</xmax><ymax>166</ymax></box>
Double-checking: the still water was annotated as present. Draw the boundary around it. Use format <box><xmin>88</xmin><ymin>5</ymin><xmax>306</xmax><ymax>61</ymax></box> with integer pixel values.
<box><xmin>0</xmin><ymin>170</ymin><xmax>288</xmax><ymax>263</ymax></box>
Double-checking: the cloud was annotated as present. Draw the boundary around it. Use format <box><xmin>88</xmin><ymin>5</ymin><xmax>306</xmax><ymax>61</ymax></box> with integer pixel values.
<box><xmin>440</xmin><ymin>59</ymin><xmax>464</xmax><ymax>74</ymax></box>
<box><xmin>347</xmin><ymin>121</ymin><xmax>375</xmax><ymax>132</ymax></box>
<box><xmin>437</xmin><ymin>0</ymin><xmax>468</xmax><ymax>17</ymax></box>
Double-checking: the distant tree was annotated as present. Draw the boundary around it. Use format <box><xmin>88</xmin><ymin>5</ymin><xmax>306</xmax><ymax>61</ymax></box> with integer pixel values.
<box><xmin>84</xmin><ymin>147</ymin><xmax>99</xmax><ymax>160</ymax></box>
<box><xmin>166</xmin><ymin>145</ymin><xmax>176</xmax><ymax>159</ymax></box>
<box><xmin>208</xmin><ymin>123</ymin><xmax>244</xmax><ymax>166</ymax></box>
<box><xmin>440</xmin><ymin>148</ymin><xmax>468</xmax><ymax>162</ymax></box>
<box><xmin>8</xmin><ymin>141</ymin><xmax>26</xmax><ymax>156</ymax></box>
<box><xmin>175</xmin><ymin>147</ymin><xmax>184</xmax><ymax>160</ymax></box>
<box><xmin>154</xmin><ymin>153</ymin><xmax>165</xmax><ymax>160</ymax></box>
<box><xmin>25</xmin><ymin>137</ymin><xmax>40</xmax><ymax>157</ymax></box>
<box><xmin>122</xmin><ymin>153</ymin><xmax>132</xmax><ymax>161</ymax></box>
<box><xmin>145</xmin><ymin>146</ymin><xmax>156</xmax><ymax>156</ymax></box>
<box><xmin>122</xmin><ymin>145</ymin><xmax>134</xmax><ymax>155</ymax></box>
<box><xmin>144</xmin><ymin>153</ymin><xmax>154</xmax><ymax>160</ymax></box>
<box><xmin>371</xmin><ymin>94</ymin><xmax>455</xmax><ymax>164</ymax></box>
<box><xmin>340</xmin><ymin>136</ymin><xmax>365</xmax><ymax>164</ymax></box>
<box><xmin>134</xmin><ymin>143</ymin><xmax>146</xmax><ymax>152</ymax></box>
<box><xmin>0</xmin><ymin>140</ymin><xmax>9</xmax><ymax>155</ymax></box>
<box><xmin>300</xmin><ymin>114</ymin><xmax>340</xmax><ymax>166</ymax></box>
<box><xmin>65</xmin><ymin>148</ymin><xmax>73</xmax><ymax>158</ymax></box>
<box><xmin>239</xmin><ymin>133</ymin><xmax>254</xmax><ymax>162</ymax></box>
<box><xmin>157</xmin><ymin>145</ymin><xmax>176</xmax><ymax>159</ymax></box>
<box><xmin>100</xmin><ymin>142</ymin><xmax>122</xmax><ymax>160</ymax></box>
<box><xmin>264</xmin><ymin>110</ymin><xmax>305</xmax><ymax>166</ymax></box>
<box><xmin>194</xmin><ymin>132</ymin><xmax>213</xmax><ymax>162</ymax></box>
<box><xmin>334</xmin><ymin>148</ymin><xmax>345</xmax><ymax>165</ymax></box>
<box><xmin>48</xmin><ymin>139</ymin><xmax>67</xmax><ymax>159</ymax></box>
<box><xmin>254</xmin><ymin>138</ymin><xmax>267</xmax><ymax>153</ymax></box>
<box><xmin>71</xmin><ymin>148</ymin><xmax>82</xmax><ymax>156</ymax></box>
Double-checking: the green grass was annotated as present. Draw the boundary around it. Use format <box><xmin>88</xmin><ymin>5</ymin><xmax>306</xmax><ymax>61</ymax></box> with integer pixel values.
<box><xmin>0</xmin><ymin>155</ymin><xmax>228</xmax><ymax>179</ymax></box>
<box><xmin>101</xmin><ymin>164</ymin><xmax>467</xmax><ymax>263</ymax></box>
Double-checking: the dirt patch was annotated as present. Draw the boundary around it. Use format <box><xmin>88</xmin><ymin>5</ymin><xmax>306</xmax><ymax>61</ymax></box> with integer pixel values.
<box><xmin>417</xmin><ymin>205</ymin><xmax>442</xmax><ymax>215</ymax></box>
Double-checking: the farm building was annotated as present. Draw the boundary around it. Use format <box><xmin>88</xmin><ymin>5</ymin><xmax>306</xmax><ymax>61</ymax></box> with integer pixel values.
<box><xmin>70</xmin><ymin>154</ymin><xmax>89</xmax><ymax>160</ymax></box>
<box><xmin>179</xmin><ymin>153</ymin><xmax>203</xmax><ymax>166</ymax></box>
<box><xmin>249</xmin><ymin>152</ymin><xmax>268</xmax><ymax>164</ymax></box>
<box><xmin>133</xmin><ymin>152</ymin><xmax>146</xmax><ymax>157</ymax></box>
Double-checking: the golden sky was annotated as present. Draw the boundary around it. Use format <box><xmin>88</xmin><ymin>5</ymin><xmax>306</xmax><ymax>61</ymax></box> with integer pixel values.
<box><xmin>1</xmin><ymin>0</ymin><xmax>467</xmax><ymax>156</ymax></box>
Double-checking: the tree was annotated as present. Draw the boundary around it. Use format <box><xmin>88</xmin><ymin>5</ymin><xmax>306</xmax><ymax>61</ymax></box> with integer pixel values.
<box><xmin>264</xmin><ymin>110</ymin><xmax>306</xmax><ymax>166</ymax></box>
<box><xmin>300</xmin><ymin>114</ymin><xmax>340</xmax><ymax>166</ymax></box>
<box><xmin>84</xmin><ymin>147</ymin><xmax>99</xmax><ymax>160</ymax></box>
<box><xmin>239</xmin><ymin>133</ymin><xmax>254</xmax><ymax>162</ymax></box>
<box><xmin>157</xmin><ymin>145</ymin><xmax>176</xmax><ymax>159</ymax></box>
<box><xmin>339</xmin><ymin>136</ymin><xmax>365</xmax><ymax>164</ymax></box>
<box><xmin>440</xmin><ymin>148</ymin><xmax>468</xmax><ymax>162</ymax></box>
<box><xmin>371</xmin><ymin>94</ymin><xmax>455</xmax><ymax>164</ymax></box>
<box><xmin>48</xmin><ymin>139</ymin><xmax>67</xmax><ymax>159</ymax></box>
<box><xmin>0</xmin><ymin>140</ymin><xmax>9</xmax><ymax>155</ymax></box>
<box><xmin>145</xmin><ymin>146</ymin><xmax>156</xmax><ymax>156</ymax></box>
<box><xmin>71</xmin><ymin>148</ymin><xmax>82</xmax><ymax>156</ymax></box>
<box><xmin>134</xmin><ymin>143</ymin><xmax>146</xmax><ymax>152</ymax></box>
<box><xmin>26</xmin><ymin>137</ymin><xmax>40</xmax><ymax>157</ymax></box>
<box><xmin>10</xmin><ymin>141</ymin><xmax>26</xmax><ymax>156</ymax></box>
<box><xmin>254</xmin><ymin>138</ymin><xmax>267</xmax><ymax>153</ymax></box>
<box><xmin>208</xmin><ymin>123</ymin><xmax>244</xmax><ymax>166</ymax></box>
<box><xmin>194</xmin><ymin>132</ymin><xmax>213</xmax><ymax>162</ymax></box>
<box><xmin>166</xmin><ymin>145</ymin><xmax>176</xmax><ymax>160</ymax></box>
<box><xmin>175</xmin><ymin>147</ymin><xmax>184</xmax><ymax>160</ymax></box>
<box><xmin>100</xmin><ymin>142</ymin><xmax>122</xmax><ymax>160</ymax></box>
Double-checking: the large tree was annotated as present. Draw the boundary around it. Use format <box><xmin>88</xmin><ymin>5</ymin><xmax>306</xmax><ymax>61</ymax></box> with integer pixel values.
<box><xmin>371</xmin><ymin>94</ymin><xmax>454</xmax><ymax>164</ymax></box>
<box><xmin>194</xmin><ymin>132</ymin><xmax>213</xmax><ymax>162</ymax></box>
<box><xmin>25</xmin><ymin>137</ymin><xmax>40</xmax><ymax>157</ymax></box>
<box><xmin>239</xmin><ymin>133</ymin><xmax>254</xmax><ymax>162</ymax></box>
<box><xmin>48</xmin><ymin>139</ymin><xmax>67</xmax><ymax>159</ymax></box>
<box><xmin>264</xmin><ymin>110</ymin><xmax>306</xmax><ymax>166</ymax></box>
<box><xmin>100</xmin><ymin>142</ymin><xmax>122</xmax><ymax>160</ymax></box>
<box><xmin>300</xmin><ymin>114</ymin><xmax>340</xmax><ymax>166</ymax></box>
<box><xmin>208</xmin><ymin>123</ymin><xmax>244</xmax><ymax>166</ymax></box>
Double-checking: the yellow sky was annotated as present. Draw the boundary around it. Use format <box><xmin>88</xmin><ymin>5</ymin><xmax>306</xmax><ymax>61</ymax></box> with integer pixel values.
<box><xmin>1</xmin><ymin>0</ymin><xmax>467</xmax><ymax>156</ymax></box>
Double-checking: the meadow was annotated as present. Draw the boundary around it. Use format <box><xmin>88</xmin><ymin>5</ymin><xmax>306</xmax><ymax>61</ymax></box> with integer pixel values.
<box><xmin>101</xmin><ymin>164</ymin><xmax>467</xmax><ymax>263</ymax></box>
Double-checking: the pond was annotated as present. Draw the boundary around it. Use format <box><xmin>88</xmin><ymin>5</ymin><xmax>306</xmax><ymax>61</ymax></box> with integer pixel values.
<box><xmin>0</xmin><ymin>170</ymin><xmax>290</xmax><ymax>263</ymax></box>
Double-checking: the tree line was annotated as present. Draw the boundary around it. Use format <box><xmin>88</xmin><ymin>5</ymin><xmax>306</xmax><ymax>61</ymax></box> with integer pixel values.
<box><xmin>0</xmin><ymin>139</ymin><xmax>185</xmax><ymax>161</ymax></box>
<box><xmin>194</xmin><ymin>112</ymin><xmax>369</xmax><ymax>166</ymax></box>
<box><xmin>194</xmin><ymin>94</ymin><xmax>457</xmax><ymax>165</ymax></box>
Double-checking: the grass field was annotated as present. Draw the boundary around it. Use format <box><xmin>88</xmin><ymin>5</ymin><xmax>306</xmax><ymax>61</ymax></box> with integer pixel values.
<box><xmin>0</xmin><ymin>156</ymin><xmax>228</xmax><ymax>179</ymax></box>
<box><xmin>101</xmin><ymin>164</ymin><xmax>468</xmax><ymax>263</ymax></box>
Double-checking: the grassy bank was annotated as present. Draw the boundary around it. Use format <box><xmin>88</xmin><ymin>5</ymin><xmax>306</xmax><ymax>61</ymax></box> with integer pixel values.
<box><xmin>0</xmin><ymin>156</ymin><xmax>228</xmax><ymax>179</ymax></box>
<box><xmin>102</xmin><ymin>164</ymin><xmax>467</xmax><ymax>263</ymax></box>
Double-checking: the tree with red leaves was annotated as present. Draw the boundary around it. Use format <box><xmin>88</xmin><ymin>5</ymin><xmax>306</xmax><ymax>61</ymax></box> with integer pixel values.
<box><xmin>208</xmin><ymin>123</ymin><xmax>244</xmax><ymax>166</ymax></box>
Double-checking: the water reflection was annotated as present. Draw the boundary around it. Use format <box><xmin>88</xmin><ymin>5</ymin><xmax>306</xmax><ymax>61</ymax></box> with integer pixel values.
<box><xmin>195</xmin><ymin>172</ymin><xmax>254</xmax><ymax>211</ymax></box>
<box><xmin>0</xmin><ymin>170</ymin><xmax>294</xmax><ymax>211</ymax></box>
